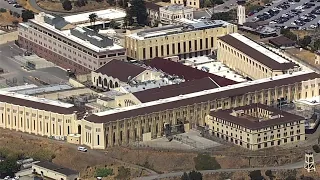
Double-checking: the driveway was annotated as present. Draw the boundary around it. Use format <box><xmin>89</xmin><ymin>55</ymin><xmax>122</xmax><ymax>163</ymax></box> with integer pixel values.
<box><xmin>194</xmin><ymin>0</ymin><xmax>238</xmax><ymax>19</ymax></box>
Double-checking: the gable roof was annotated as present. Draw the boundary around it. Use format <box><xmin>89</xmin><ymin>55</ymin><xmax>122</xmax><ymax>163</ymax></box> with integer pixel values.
<box><xmin>210</xmin><ymin>103</ymin><xmax>304</xmax><ymax>130</ymax></box>
<box><xmin>85</xmin><ymin>71</ymin><xmax>320</xmax><ymax>123</ymax></box>
<box><xmin>95</xmin><ymin>60</ymin><xmax>146</xmax><ymax>82</ymax></box>
<box><xmin>218</xmin><ymin>34</ymin><xmax>297</xmax><ymax>70</ymax></box>
<box><xmin>133</xmin><ymin>77</ymin><xmax>219</xmax><ymax>103</ymax></box>
<box><xmin>145</xmin><ymin>58</ymin><xmax>237</xmax><ymax>87</ymax></box>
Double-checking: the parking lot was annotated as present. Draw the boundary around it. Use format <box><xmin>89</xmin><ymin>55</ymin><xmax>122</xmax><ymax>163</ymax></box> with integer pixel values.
<box><xmin>247</xmin><ymin>0</ymin><xmax>320</xmax><ymax>29</ymax></box>
<box><xmin>0</xmin><ymin>0</ymin><xmax>24</xmax><ymax>14</ymax></box>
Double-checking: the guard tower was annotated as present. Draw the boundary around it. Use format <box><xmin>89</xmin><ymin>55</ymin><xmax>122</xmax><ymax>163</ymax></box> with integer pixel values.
<box><xmin>237</xmin><ymin>0</ymin><xmax>246</xmax><ymax>25</ymax></box>
<box><xmin>304</xmin><ymin>151</ymin><xmax>316</xmax><ymax>172</ymax></box>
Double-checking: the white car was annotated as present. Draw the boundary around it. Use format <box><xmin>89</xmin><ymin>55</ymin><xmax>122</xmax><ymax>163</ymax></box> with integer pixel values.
<box><xmin>77</xmin><ymin>146</ymin><xmax>87</xmax><ymax>152</ymax></box>
<box><xmin>4</xmin><ymin>176</ymin><xmax>10</xmax><ymax>180</ymax></box>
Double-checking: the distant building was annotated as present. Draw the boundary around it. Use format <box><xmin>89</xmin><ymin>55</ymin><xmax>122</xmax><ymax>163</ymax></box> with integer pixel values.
<box><xmin>171</xmin><ymin>0</ymin><xmax>201</xmax><ymax>8</ymax></box>
<box><xmin>18</xmin><ymin>12</ymin><xmax>126</xmax><ymax>74</ymax></box>
<box><xmin>125</xmin><ymin>19</ymin><xmax>237</xmax><ymax>60</ymax></box>
<box><xmin>269</xmin><ymin>36</ymin><xmax>296</xmax><ymax>49</ymax></box>
<box><xmin>32</xmin><ymin>161</ymin><xmax>79</xmax><ymax>180</ymax></box>
<box><xmin>159</xmin><ymin>4</ymin><xmax>194</xmax><ymax>24</ymax></box>
<box><xmin>205</xmin><ymin>103</ymin><xmax>305</xmax><ymax>150</ymax></box>
<box><xmin>217</xmin><ymin>33</ymin><xmax>300</xmax><ymax>79</ymax></box>
<box><xmin>91</xmin><ymin>60</ymin><xmax>163</xmax><ymax>89</ymax></box>
<box><xmin>239</xmin><ymin>22</ymin><xmax>278</xmax><ymax>38</ymax></box>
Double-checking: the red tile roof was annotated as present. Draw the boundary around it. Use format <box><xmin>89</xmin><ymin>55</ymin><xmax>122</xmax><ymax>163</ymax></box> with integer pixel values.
<box><xmin>145</xmin><ymin>58</ymin><xmax>237</xmax><ymax>87</ymax></box>
<box><xmin>95</xmin><ymin>60</ymin><xmax>146</xmax><ymax>82</ymax></box>
<box><xmin>133</xmin><ymin>77</ymin><xmax>219</xmax><ymax>103</ymax></box>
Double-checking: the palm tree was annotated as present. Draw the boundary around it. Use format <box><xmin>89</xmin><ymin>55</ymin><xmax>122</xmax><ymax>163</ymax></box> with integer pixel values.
<box><xmin>88</xmin><ymin>13</ymin><xmax>98</xmax><ymax>26</ymax></box>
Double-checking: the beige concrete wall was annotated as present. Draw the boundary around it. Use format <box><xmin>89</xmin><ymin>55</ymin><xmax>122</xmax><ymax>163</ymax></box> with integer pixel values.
<box><xmin>134</xmin><ymin>70</ymin><xmax>162</xmax><ymax>82</ymax></box>
<box><xmin>0</xmin><ymin>102</ymin><xmax>77</xmax><ymax>138</ymax></box>
<box><xmin>18</xmin><ymin>22</ymin><xmax>126</xmax><ymax>71</ymax></box>
<box><xmin>69</xmin><ymin>78</ymin><xmax>85</xmax><ymax>88</ymax></box>
<box><xmin>32</xmin><ymin>164</ymin><xmax>79</xmax><ymax>180</ymax></box>
<box><xmin>115</xmin><ymin>93</ymin><xmax>142</xmax><ymax>107</ymax></box>
<box><xmin>0</xmin><ymin>31</ymin><xmax>18</xmax><ymax>45</ymax></box>
<box><xmin>81</xmin><ymin>120</ymin><xmax>105</xmax><ymax>149</ymax></box>
<box><xmin>126</xmin><ymin>23</ymin><xmax>238</xmax><ymax>60</ymax></box>
<box><xmin>67</xmin><ymin>134</ymin><xmax>81</xmax><ymax>144</ymax></box>
<box><xmin>205</xmin><ymin>114</ymin><xmax>305</xmax><ymax>150</ymax></box>
<box><xmin>171</xmin><ymin>0</ymin><xmax>201</xmax><ymax>8</ymax></box>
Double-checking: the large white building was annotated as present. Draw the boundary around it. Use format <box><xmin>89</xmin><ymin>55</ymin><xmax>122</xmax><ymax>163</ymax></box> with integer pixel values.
<box><xmin>18</xmin><ymin>12</ymin><xmax>126</xmax><ymax>74</ymax></box>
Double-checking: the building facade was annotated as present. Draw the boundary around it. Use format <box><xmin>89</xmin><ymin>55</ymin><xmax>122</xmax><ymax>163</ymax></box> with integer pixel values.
<box><xmin>18</xmin><ymin>13</ymin><xmax>126</xmax><ymax>74</ymax></box>
<box><xmin>205</xmin><ymin>104</ymin><xmax>305</xmax><ymax>150</ymax></box>
<box><xmin>91</xmin><ymin>60</ymin><xmax>162</xmax><ymax>89</ymax></box>
<box><xmin>171</xmin><ymin>0</ymin><xmax>201</xmax><ymax>8</ymax></box>
<box><xmin>217</xmin><ymin>33</ymin><xmax>300</xmax><ymax>80</ymax></box>
<box><xmin>125</xmin><ymin>19</ymin><xmax>237</xmax><ymax>61</ymax></box>
<box><xmin>159</xmin><ymin>4</ymin><xmax>194</xmax><ymax>24</ymax></box>
<box><xmin>32</xmin><ymin>161</ymin><xmax>79</xmax><ymax>180</ymax></box>
<box><xmin>0</xmin><ymin>91</ymin><xmax>79</xmax><ymax>138</ymax></box>
<box><xmin>79</xmin><ymin>71</ymin><xmax>320</xmax><ymax>149</ymax></box>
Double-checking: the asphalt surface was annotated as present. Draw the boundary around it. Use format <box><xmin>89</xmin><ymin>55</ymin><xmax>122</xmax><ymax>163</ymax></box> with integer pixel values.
<box><xmin>247</xmin><ymin>0</ymin><xmax>320</xmax><ymax>29</ymax></box>
<box><xmin>0</xmin><ymin>42</ymin><xmax>69</xmax><ymax>87</ymax></box>
<box><xmin>0</xmin><ymin>0</ymin><xmax>23</xmax><ymax>14</ymax></box>
<box><xmin>194</xmin><ymin>0</ymin><xmax>238</xmax><ymax>19</ymax></box>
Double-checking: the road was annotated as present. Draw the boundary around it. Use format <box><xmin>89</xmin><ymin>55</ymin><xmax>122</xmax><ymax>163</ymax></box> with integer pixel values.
<box><xmin>0</xmin><ymin>0</ymin><xmax>23</xmax><ymax>14</ymax></box>
<box><xmin>247</xmin><ymin>0</ymin><xmax>320</xmax><ymax>29</ymax></box>
<box><xmin>194</xmin><ymin>0</ymin><xmax>238</xmax><ymax>19</ymax></box>
<box><xmin>134</xmin><ymin>153</ymin><xmax>320</xmax><ymax>180</ymax></box>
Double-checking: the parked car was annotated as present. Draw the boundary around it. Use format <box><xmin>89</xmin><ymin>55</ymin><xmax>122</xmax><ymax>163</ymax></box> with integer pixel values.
<box><xmin>13</xmin><ymin>4</ymin><xmax>22</xmax><ymax>8</ymax></box>
<box><xmin>77</xmin><ymin>146</ymin><xmax>87</xmax><ymax>152</ymax></box>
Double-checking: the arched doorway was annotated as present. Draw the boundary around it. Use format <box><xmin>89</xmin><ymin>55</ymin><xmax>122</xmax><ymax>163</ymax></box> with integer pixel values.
<box><xmin>78</xmin><ymin>125</ymin><xmax>81</xmax><ymax>134</ymax></box>
<box><xmin>104</xmin><ymin>78</ymin><xmax>108</xmax><ymax>88</ymax></box>
<box><xmin>115</xmin><ymin>82</ymin><xmax>119</xmax><ymax>88</ymax></box>
<box><xmin>98</xmin><ymin>76</ymin><xmax>102</xmax><ymax>84</ymax></box>
<box><xmin>109</xmin><ymin>80</ymin><xmax>113</xmax><ymax>88</ymax></box>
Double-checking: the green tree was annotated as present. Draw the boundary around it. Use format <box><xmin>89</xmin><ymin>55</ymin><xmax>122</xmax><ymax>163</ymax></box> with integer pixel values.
<box><xmin>313</xmin><ymin>39</ymin><xmax>320</xmax><ymax>51</ymax></box>
<box><xmin>211</xmin><ymin>12</ymin><xmax>233</xmax><ymax>21</ymax></box>
<box><xmin>21</xmin><ymin>10</ymin><xmax>34</xmax><ymax>22</ymax></box>
<box><xmin>126</xmin><ymin>0</ymin><xmax>148</xmax><ymax>26</ymax></box>
<box><xmin>181</xmin><ymin>172</ymin><xmax>189</xmax><ymax>180</ymax></box>
<box><xmin>265</xmin><ymin>170</ymin><xmax>275</xmax><ymax>180</ymax></box>
<box><xmin>89</xmin><ymin>13</ymin><xmax>98</xmax><ymax>26</ymax></box>
<box><xmin>280</xmin><ymin>29</ymin><xmax>297</xmax><ymax>41</ymax></box>
<box><xmin>12</xmin><ymin>20</ymin><xmax>19</xmax><ymax>27</ymax></box>
<box><xmin>249</xmin><ymin>170</ymin><xmax>264</xmax><ymax>180</ymax></box>
<box><xmin>299</xmin><ymin>35</ymin><xmax>312</xmax><ymax>48</ymax></box>
<box><xmin>312</xmin><ymin>145</ymin><xmax>320</xmax><ymax>153</ymax></box>
<box><xmin>107</xmin><ymin>0</ymin><xmax>116</xmax><ymax>6</ymax></box>
<box><xmin>194</xmin><ymin>153</ymin><xmax>221</xmax><ymax>170</ymax></box>
<box><xmin>62</xmin><ymin>0</ymin><xmax>73</xmax><ymax>11</ymax></box>
<box><xmin>0</xmin><ymin>157</ymin><xmax>19</xmax><ymax>177</ymax></box>
<box><xmin>109</xmin><ymin>19</ymin><xmax>120</xmax><ymax>28</ymax></box>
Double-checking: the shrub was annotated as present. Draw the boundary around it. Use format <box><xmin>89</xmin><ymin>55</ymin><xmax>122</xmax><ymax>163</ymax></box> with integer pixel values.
<box><xmin>95</xmin><ymin>168</ymin><xmax>113</xmax><ymax>177</ymax></box>
<box><xmin>249</xmin><ymin>170</ymin><xmax>264</xmax><ymax>180</ymax></box>
<box><xmin>62</xmin><ymin>0</ymin><xmax>73</xmax><ymax>11</ymax></box>
<box><xmin>312</xmin><ymin>145</ymin><xmax>320</xmax><ymax>153</ymax></box>
<box><xmin>194</xmin><ymin>153</ymin><xmax>221</xmax><ymax>170</ymax></box>
<box><xmin>0</xmin><ymin>8</ymin><xmax>6</xmax><ymax>13</ymax></box>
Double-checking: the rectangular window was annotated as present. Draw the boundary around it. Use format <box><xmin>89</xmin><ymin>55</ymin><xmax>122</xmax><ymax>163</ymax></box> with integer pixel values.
<box><xmin>143</xmin><ymin>48</ymin><xmax>146</xmax><ymax>59</ymax></box>
<box><xmin>200</xmin><ymin>39</ymin><xmax>202</xmax><ymax>49</ymax></box>
<box><xmin>172</xmin><ymin>44</ymin><xmax>175</xmax><ymax>54</ymax></box>
<box><xmin>178</xmin><ymin>43</ymin><xmax>181</xmax><ymax>52</ymax></box>
<box><xmin>150</xmin><ymin>47</ymin><xmax>153</xmax><ymax>58</ymax></box>
<box><xmin>211</xmin><ymin>37</ymin><xmax>214</xmax><ymax>47</ymax></box>
<box><xmin>97</xmin><ymin>135</ymin><xmax>100</xmax><ymax>145</ymax></box>
<box><xmin>194</xmin><ymin>40</ymin><xmax>197</xmax><ymax>51</ymax></box>
<box><xmin>156</xmin><ymin>46</ymin><xmax>158</xmax><ymax>57</ymax></box>
<box><xmin>189</xmin><ymin>41</ymin><xmax>192</xmax><ymax>51</ymax></box>
<box><xmin>205</xmin><ymin>38</ymin><xmax>208</xmax><ymax>48</ymax></box>
<box><xmin>161</xmin><ymin>45</ymin><xmax>164</xmax><ymax>56</ymax></box>
<box><xmin>167</xmin><ymin>44</ymin><xmax>169</xmax><ymax>55</ymax></box>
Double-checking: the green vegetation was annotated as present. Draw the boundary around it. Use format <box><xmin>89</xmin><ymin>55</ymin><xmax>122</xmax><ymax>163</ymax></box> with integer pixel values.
<box><xmin>115</xmin><ymin>166</ymin><xmax>130</xmax><ymax>179</ymax></box>
<box><xmin>125</xmin><ymin>0</ymin><xmax>148</xmax><ymax>26</ymax></box>
<box><xmin>211</xmin><ymin>12</ymin><xmax>233</xmax><ymax>21</ymax></box>
<box><xmin>194</xmin><ymin>153</ymin><xmax>221</xmax><ymax>170</ymax></box>
<box><xmin>203</xmin><ymin>0</ymin><xmax>224</xmax><ymax>8</ymax></box>
<box><xmin>95</xmin><ymin>168</ymin><xmax>113</xmax><ymax>177</ymax></box>
<box><xmin>265</xmin><ymin>170</ymin><xmax>275</xmax><ymax>180</ymax></box>
<box><xmin>109</xmin><ymin>19</ymin><xmax>120</xmax><ymax>29</ymax></box>
<box><xmin>21</xmin><ymin>10</ymin><xmax>34</xmax><ymax>22</ymax></box>
<box><xmin>298</xmin><ymin>35</ymin><xmax>312</xmax><ymax>49</ymax></box>
<box><xmin>249</xmin><ymin>170</ymin><xmax>264</xmax><ymax>180</ymax></box>
<box><xmin>181</xmin><ymin>170</ymin><xmax>203</xmax><ymax>180</ymax></box>
<box><xmin>62</xmin><ymin>0</ymin><xmax>73</xmax><ymax>11</ymax></box>
<box><xmin>74</xmin><ymin>0</ymin><xmax>87</xmax><ymax>7</ymax></box>
<box><xmin>0</xmin><ymin>157</ymin><xmax>19</xmax><ymax>177</ymax></box>
<box><xmin>312</xmin><ymin>145</ymin><xmax>320</xmax><ymax>153</ymax></box>
<box><xmin>0</xmin><ymin>8</ymin><xmax>6</xmax><ymax>13</ymax></box>
<box><xmin>280</xmin><ymin>29</ymin><xmax>297</xmax><ymax>41</ymax></box>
